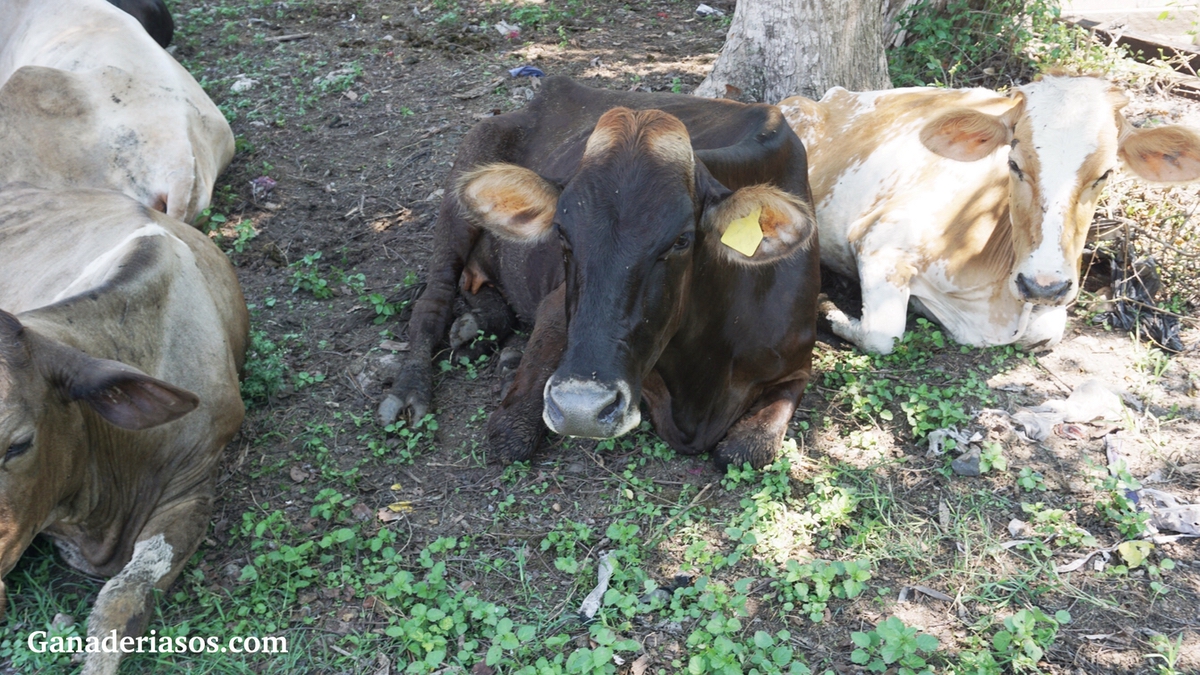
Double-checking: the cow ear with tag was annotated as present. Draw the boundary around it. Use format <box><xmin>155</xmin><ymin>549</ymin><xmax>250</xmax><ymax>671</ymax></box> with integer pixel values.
<box><xmin>703</xmin><ymin>185</ymin><xmax>816</xmax><ymax>264</ymax></box>
<box><xmin>919</xmin><ymin>95</ymin><xmax>1023</xmax><ymax>162</ymax></box>
<box><xmin>456</xmin><ymin>163</ymin><xmax>561</xmax><ymax>242</ymax></box>
<box><xmin>1118</xmin><ymin>123</ymin><xmax>1200</xmax><ymax>183</ymax></box>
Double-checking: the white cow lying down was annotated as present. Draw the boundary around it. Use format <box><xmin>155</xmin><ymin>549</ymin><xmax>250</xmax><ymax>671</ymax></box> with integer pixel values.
<box><xmin>0</xmin><ymin>0</ymin><xmax>233</xmax><ymax>223</ymax></box>
<box><xmin>780</xmin><ymin>75</ymin><xmax>1200</xmax><ymax>354</ymax></box>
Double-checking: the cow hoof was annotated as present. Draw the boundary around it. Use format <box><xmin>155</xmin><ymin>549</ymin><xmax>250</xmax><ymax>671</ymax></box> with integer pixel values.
<box><xmin>712</xmin><ymin>427</ymin><xmax>785</xmax><ymax>471</ymax></box>
<box><xmin>497</xmin><ymin>346</ymin><xmax>523</xmax><ymax>398</ymax></box>
<box><xmin>378</xmin><ymin>366</ymin><xmax>432</xmax><ymax>426</ymax></box>
<box><xmin>486</xmin><ymin>411</ymin><xmax>541</xmax><ymax>463</ymax></box>
<box><xmin>377</xmin><ymin>394</ymin><xmax>405</xmax><ymax>425</ymax></box>
<box><xmin>449</xmin><ymin>312</ymin><xmax>481</xmax><ymax>350</ymax></box>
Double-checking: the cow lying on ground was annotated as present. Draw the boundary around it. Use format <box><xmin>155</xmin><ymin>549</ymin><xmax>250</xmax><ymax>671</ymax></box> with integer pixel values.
<box><xmin>0</xmin><ymin>0</ymin><xmax>232</xmax><ymax>223</ymax></box>
<box><xmin>107</xmin><ymin>0</ymin><xmax>173</xmax><ymax>48</ymax></box>
<box><xmin>0</xmin><ymin>184</ymin><xmax>247</xmax><ymax>675</ymax></box>
<box><xmin>778</xmin><ymin>75</ymin><xmax>1200</xmax><ymax>354</ymax></box>
<box><xmin>379</xmin><ymin>77</ymin><xmax>819</xmax><ymax>469</ymax></box>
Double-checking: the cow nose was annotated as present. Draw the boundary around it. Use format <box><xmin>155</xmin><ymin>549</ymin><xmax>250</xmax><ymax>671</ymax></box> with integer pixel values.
<box><xmin>1015</xmin><ymin>273</ymin><xmax>1072</xmax><ymax>303</ymax></box>
<box><xmin>543</xmin><ymin>377</ymin><xmax>634</xmax><ymax>438</ymax></box>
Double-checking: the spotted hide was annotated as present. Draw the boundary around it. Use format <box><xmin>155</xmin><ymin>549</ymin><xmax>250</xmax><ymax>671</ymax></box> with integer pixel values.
<box><xmin>379</xmin><ymin>76</ymin><xmax>820</xmax><ymax>470</ymax></box>
<box><xmin>0</xmin><ymin>0</ymin><xmax>232</xmax><ymax>224</ymax></box>
<box><xmin>779</xmin><ymin>75</ymin><xmax>1200</xmax><ymax>354</ymax></box>
<box><xmin>0</xmin><ymin>184</ymin><xmax>248</xmax><ymax>675</ymax></box>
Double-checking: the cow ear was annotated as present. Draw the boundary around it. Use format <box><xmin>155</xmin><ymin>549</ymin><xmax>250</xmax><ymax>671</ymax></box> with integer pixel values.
<box><xmin>40</xmin><ymin>343</ymin><xmax>199</xmax><ymax>427</ymax></box>
<box><xmin>1119</xmin><ymin>124</ymin><xmax>1200</xmax><ymax>183</ymax></box>
<box><xmin>62</xmin><ymin>357</ymin><xmax>199</xmax><ymax>430</ymax></box>
<box><xmin>703</xmin><ymin>185</ymin><xmax>816</xmax><ymax>264</ymax></box>
<box><xmin>919</xmin><ymin>103</ymin><xmax>1017</xmax><ymax>162</ymax></box>
<box><xmin>456</xmin><ymin>163</ymin><xmax>561</xmax><ymax>242</ymax></box>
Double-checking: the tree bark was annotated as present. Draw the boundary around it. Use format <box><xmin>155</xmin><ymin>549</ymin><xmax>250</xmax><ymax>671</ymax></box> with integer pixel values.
<box><xmin>694</xmin><ymin>0</ymin><xmax>894</xmax><ymax>103</ymax></box>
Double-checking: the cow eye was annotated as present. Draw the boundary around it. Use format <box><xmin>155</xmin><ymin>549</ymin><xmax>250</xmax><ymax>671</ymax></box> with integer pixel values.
<box><xmin>1093</xmin><ymin>169</ymin><xmax>1113</xmax><ymax>188</ymax></box>
<box><xmin>4</xmin><ymin>438</ymin><xmax>32</xmax><ymax>462</ymax></box>
<box><xmin>672</xmin><ymin>232</ymin><xmax>693</xmax><ymax>252</ymax></box>
<box><xmin>1008</xmin><ymin>159</ymin><xmax>1024</xmax><ymax>180</ymax></box>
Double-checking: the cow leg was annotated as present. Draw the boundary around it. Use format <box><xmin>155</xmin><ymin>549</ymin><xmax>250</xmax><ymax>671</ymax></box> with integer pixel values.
<box><xmin>379</xmin><ymin>203</ymin><xmax>480</xmax><ymax>426</ymax></box>
<box><xmin>713</xmin><ymin>374</ymin><xmax>810</xmax><ymax>471</ymax></box>
<box><xmin>82</xmin><ymin>498</ymin><xmax>211</xmax><ymax>675</ymax></box>
<box><xmin>826</xmin><ymin>253</ymin><xmax>913</xmax><ymax>355</ymax></box>
<box><xmin>449</xmin><ymin>284</ymin><xmax>518</xmax><ymax>360</ymax></box>
<box><xmin>486</xmin><ymin>285</ymin><xmax>567</xmax><ymax>463</ymax></box>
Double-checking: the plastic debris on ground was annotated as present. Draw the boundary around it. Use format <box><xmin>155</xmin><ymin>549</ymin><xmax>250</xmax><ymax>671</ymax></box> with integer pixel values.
<box><xmin>1108</xmin><ymin>256</ymin><xmax>1183</xmax><ymax>352</ymax></box>
<box><xmin>695</xmin><ymin>3</ymin><xmax>725</xmax><ymax>17</ymax></box>
<box><xmin>578</xmin><ymin>552</ymin><xmax>613</xmax><ymax>620</ymax></box>
<box><xmin>494</xmin><ymin>20</ymin><xmax>520</xmax><ymax>39</ymax></box>
<box><xmin>508</xmin><ymin>65</ymin><xmax>545</xmax><ymax>78</ymax></box>
<box><xmin>1009</xmin><ymin>378</ymin><xmax>1125</xmax><ymax>442</ymax></box>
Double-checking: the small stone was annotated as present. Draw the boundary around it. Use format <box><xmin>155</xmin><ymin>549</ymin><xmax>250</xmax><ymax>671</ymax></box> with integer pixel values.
<box><xmin>231</xmin><ymin>77</ymin><xmax>257</xmax><ymax>93</ymax></box>
<box><xmin>51</xmin><ymin>613</ymin><xmax>75</xmax><ymax>630</ymax></box>
<box><xmin>951</xmin><ymin>446</ymin><xmax>982</xmax><ymax>477</ymax></box>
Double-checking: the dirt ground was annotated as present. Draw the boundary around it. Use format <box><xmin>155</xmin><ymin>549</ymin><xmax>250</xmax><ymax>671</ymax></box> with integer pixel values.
<box><xmin>2</xmin><ymin>1</ymin><xmax>1199</xmax><ymax>673</ymax></box>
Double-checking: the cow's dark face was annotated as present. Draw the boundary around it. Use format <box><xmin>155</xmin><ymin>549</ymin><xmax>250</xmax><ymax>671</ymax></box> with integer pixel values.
<box><xmin>0</xmin><ymin>311</ymin><xmax>197</xmax><ymax>619</ymax></box>
<box><xmin>458</xmin><ymin>108</ymin><xmax>815</xmax><ymax>441</ymax></box>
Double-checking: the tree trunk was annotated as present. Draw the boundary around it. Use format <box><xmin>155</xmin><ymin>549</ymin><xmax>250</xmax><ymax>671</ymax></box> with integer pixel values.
<box><xmin>694</xmin><ymin>0</ymin><xmax>894</xmax><ymax>103</ymax></box>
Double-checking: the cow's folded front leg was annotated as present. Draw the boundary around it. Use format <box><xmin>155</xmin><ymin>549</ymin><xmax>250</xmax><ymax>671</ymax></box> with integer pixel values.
<box><xmin>81</xmin><ymin>532</ymin><xmax>189</xmax><ymax>674</ymax></box>
<box><xmin>450</xmin><ymin>283</ymin><xmax>518</xmax><ymax>361</ymax></box>
<box><xmin>487</xmin><ymin>286</ymin><xmax>567</xmax><ymax>463</ymax></box>
<box><xmin>827</xmin><ymin>252</ymin><xmax>914</xmax><ymax>355</ymax></box>
<box><xmin>713</xmin><ymin>376</ymin><xmax>810</xmax><ymax>470</ymax></box>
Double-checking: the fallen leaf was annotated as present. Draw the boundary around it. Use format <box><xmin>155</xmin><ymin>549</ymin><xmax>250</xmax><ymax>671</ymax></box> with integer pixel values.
<box><xmin>289</xmin><ymin>466</ymin><xmax>309</xmax><ymax>482</ymax></box>
<box><xmin>387</xmin><ymin>501</ymin><xmax>413</xmax><ymax>513</ymax></box>
<box><xmin>377</xmin><ymin>507</ymin><xmax>404</xmax><ymax>523</ymax></box>
<box><xmin>1117</xmin><ymin>540</ymin><xmax>1153</xmax><ymax>568</ymax></box>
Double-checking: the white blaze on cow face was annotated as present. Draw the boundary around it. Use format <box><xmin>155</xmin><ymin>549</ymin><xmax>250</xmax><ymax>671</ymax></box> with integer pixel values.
<box><xmin>1008</xmin><ymin>77</ymin><xmax>1122</xmax><ymax>305</ymax></box>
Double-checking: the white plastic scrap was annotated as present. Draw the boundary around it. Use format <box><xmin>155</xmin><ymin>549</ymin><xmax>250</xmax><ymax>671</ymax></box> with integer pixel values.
<box><xmin>494</xmin><ymin>20</ymin><xmax>520</xmax><ymax>37</ymax></box>
<box><xmin>1139</xmin><ymin>488</ymin><xmax>1200</xmax><ymax>536</ymax></box>
<box><xmin>1010</xmin><ymin>379</ymin><xmax>1125</xmax><ymax>442</ymax></box>
<box><xmin>578</xmin><ymin>552</ymin><xmax>613</xmax><ymax>619</ymax></box>
<box><xmin>695</xmin><ymin>4</ymin><xmax>725</xmax><ymax>17</ymax></box>
<box><xmin>926</xmin><ymin>428</ymin><xmax>980</xmax><ymax>458</ymax></box>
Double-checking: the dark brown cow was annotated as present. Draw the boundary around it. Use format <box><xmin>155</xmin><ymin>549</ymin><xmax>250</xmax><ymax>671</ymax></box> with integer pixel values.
<box><xmin>378</xmin><ymin>77</ymin><xmax>819</xmax><ymax>469</ymax></box>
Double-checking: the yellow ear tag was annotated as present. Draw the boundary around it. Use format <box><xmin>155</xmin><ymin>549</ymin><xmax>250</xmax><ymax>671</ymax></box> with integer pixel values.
<box><xmin>720</xmin><ymin>205</ymin><xmax>764</xmax><ymax>257</ymax></box>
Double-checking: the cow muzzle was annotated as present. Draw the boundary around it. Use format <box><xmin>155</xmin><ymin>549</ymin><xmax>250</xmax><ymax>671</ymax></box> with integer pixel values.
<box><xmin>1014</xmin><ymin>272</ymin><xmax>1073</xmax><ymax>304</ymax></box>
<box><xmin>543</xmin><ymin>376</ymin><xmax>640</xmax><ymax>439</ymax></box>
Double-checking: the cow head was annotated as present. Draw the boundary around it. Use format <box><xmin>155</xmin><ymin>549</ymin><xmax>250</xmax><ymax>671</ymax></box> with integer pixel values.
<box><xmin>920</xmin><ymin>76</ymin><xmax>1200</xmax><ymax>307</ymax></box>
<box><xmin>457</xmin><ymin>107</ymin><xmax>814</xmax><ymax>440</ymax></box>
<box><xmin>0</xmin><ymin>310</ymin><xmax>198</xmax><ymax>619</ymax></box>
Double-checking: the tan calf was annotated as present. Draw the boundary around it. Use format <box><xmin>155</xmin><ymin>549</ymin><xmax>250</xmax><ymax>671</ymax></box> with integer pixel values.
<box><xmin>780</xmin><ymin>75</ymin><xmax>1200</xmax><ymax>353</ymax></box>
<box><xmin>0</xmin><ymin>184</ymin><xmax>247</xmax><ymax>675</ymax></box>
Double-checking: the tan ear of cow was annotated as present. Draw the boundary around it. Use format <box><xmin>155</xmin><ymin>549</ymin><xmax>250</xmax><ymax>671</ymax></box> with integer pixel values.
<box><xmin>1119</xmin><ymin>124</ymin><xmax>1200</xmax><ymax>183</ymax></box>
<box><xmin>456</xmin><ymin>163</ymin><xmax>560</xmax><ymax>242</ymax></box>
<box><xmin>64</xmin><ymin>358</ymin><xmax>199</xmax><ymax>430</ymax></box>
<box><xmin>704</xmin><ymin>185</ymin><xmax>816</xmax><ymax>264</ymax></box>
<box><xmin>919</xmin><ymin>97</ymin><xmax>1023</xmax><ymax>162</ymax></box>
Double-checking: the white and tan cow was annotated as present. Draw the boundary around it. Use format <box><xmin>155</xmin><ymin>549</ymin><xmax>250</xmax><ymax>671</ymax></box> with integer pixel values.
<box><xmin>0</xmin><ymin>0</ymin><xmax>233</xmax><ymax>223</ymax></box>
<box><xmin>779</xmin><ymin>75</ymin><xmax>1200</xmax><ymax>353</ymax></box>
<box><xmin>0</xmin><ymin>184</ymin><xmax>247</xmax><ymax>675</ymax></box>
